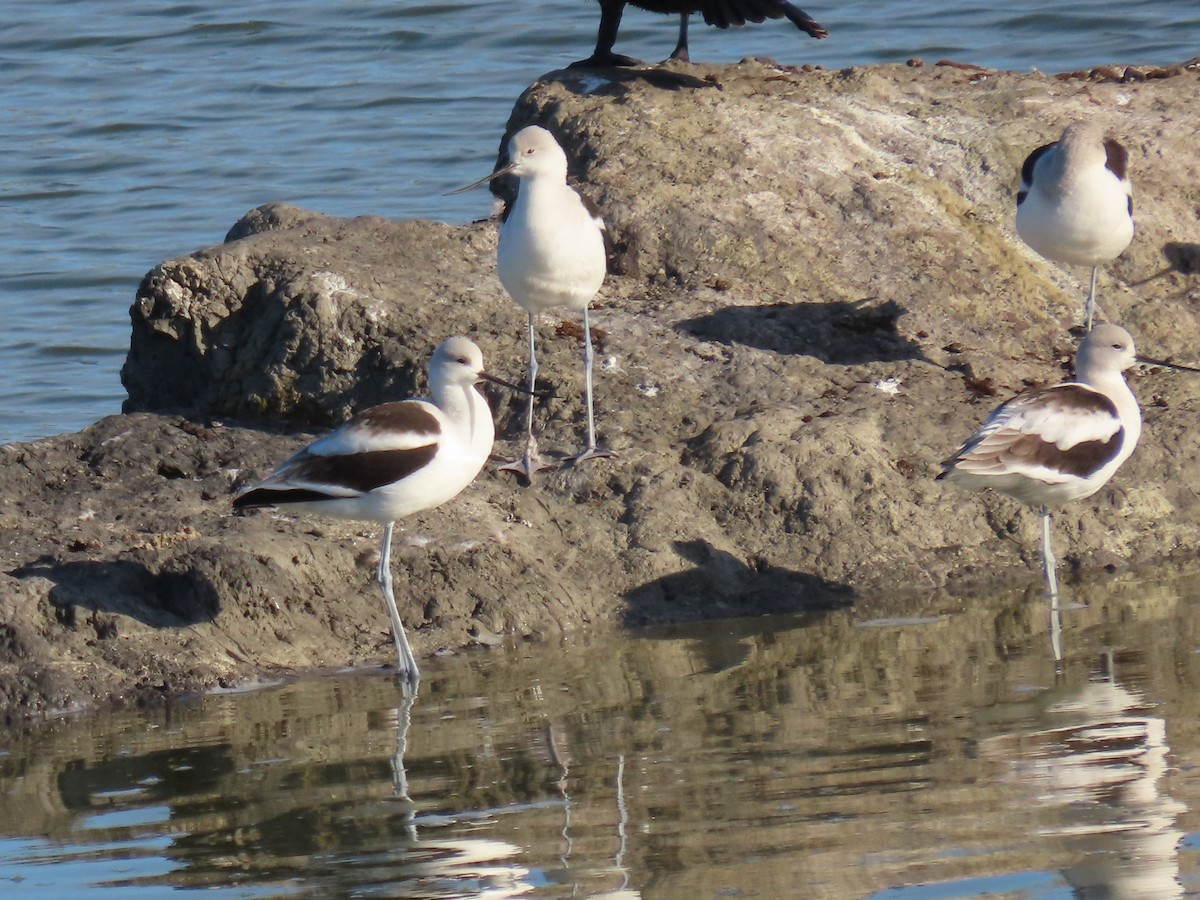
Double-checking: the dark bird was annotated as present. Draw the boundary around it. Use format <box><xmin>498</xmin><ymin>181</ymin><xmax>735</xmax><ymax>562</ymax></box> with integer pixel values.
<box><xmin>571</xmin><ymin>0</ymin><xmax>828</xmax><ymax>68</ymax></box>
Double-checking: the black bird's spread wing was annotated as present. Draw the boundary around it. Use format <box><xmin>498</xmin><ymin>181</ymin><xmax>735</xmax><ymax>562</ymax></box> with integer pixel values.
<box><xmin>701</xmin><ymin>0</ymin><xmax>827</xmax><ymax>37</ymax></box>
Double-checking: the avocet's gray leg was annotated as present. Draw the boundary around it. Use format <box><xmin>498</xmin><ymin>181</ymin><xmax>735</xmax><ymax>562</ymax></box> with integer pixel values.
<box><xmin>1040</xmin><ymin>506</ymin><xmax>1060</xmax><ymax>601</ymax></box>
<box><xmin>572</xmin><ymin>306</ymin><xmax>613</xmax><ymax>464</ymax></box>
<box><xmin>500</xmin><ymin>311</ymin><xmax>551</xmax><ymax>480</ymax></box>
<box><xmin>378</xmin><ymin>522</ymin><xmax>419</xmax><ymax>685</ymax></box>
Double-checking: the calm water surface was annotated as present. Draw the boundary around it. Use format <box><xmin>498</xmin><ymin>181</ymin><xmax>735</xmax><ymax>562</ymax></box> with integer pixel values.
<box><xmin>1</xmin><ymin>0</ymin><xmax>1198</xmax><ymax>442</ymax></box>
<box><xmin>4</xmin><ymin>574</ymin><xmax>1200</xmax><ymax>897</ymax></box>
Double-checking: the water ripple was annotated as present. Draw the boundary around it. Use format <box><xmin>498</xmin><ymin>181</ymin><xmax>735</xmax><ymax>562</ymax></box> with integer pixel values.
<box><xmin>0</xmin><ymin>0</ymin><xmax>1195</xmax><ymax>443</ymax></box>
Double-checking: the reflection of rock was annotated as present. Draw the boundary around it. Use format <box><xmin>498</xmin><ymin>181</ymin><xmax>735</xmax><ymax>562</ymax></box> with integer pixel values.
<box><xmin>985</xmin><ymin>655</ymin><xmax>1185</xmax><ymax>899</ymax></box>
<box><xmin>2</xmin><ymin>584</ymin><xmax>1200</xmax><ymax>898</ymax></box>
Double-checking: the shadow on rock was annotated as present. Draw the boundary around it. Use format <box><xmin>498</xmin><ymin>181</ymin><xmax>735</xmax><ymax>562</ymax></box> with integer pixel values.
<box><xmin>622</xmin><ymin>539</ymin><xmax>853</xmax><ymax>627</ymax></box>
<box><xmin>1132</xmin><ymin>242</ymin><xmax>1200</xmax><ymax>287</ymax></box>
<box><xmin>550</xmin><ymin>65</ymin><xmax>716</xmax><ymax>95</ymax></box>
<box><xmin>1163</xmin><ymin>241</ymin><xmax>1200</xmax><ymax>276</ymax></box>
<box><xmin>678</xmin><ymin>298</ymin><xmax>925</xmax><ymax>364</ymax></box>
<box><xmin>10</xmin><ymin>558</ymin><xmax>219</xmax><ymax>628</ymax></box>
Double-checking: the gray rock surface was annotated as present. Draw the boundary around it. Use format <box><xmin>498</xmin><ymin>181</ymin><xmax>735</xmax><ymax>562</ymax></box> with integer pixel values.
<box><xmin>4</xmin><ymin>58</ymin><xmax>1200</xmax><ymax>719</ymax></box>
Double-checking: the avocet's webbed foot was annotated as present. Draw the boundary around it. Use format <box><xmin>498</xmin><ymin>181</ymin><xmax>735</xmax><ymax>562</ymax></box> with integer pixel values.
<box><xmin>570</xmin><ymin>446</ymin><xmax>615</xmax><ymax>465</ymax></box>
<box><xmin>498</xmin><ymin>434</ymin><xmax>556</xmax><ymax>484</ymax></box>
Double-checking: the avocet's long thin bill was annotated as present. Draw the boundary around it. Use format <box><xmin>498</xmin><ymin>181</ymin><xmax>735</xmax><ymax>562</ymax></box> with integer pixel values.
<box><xmin>479</xmin><ymin>370</ymin><xmax>546</xmax><ymax>397</ymax></box>
<box><xmin>446</xmin><ymin>162</ymin><xmax>517</xmax><ymax>195</ymax></box>
<box><xmin>1138</xmin><ymin>355</ymin><xmax>1200</xmax><ymax>373</ymax></box>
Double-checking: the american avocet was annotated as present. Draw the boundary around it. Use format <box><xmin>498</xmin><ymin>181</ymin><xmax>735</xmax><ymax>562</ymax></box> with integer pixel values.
<box><xmin>570</xmin><ymin>0</ymin><xmax>827</xmax><ymax>67</ymax></box>
<box><xmin>938</xmin><ymin>325</ymin><xmax>1142</xmax><ymax>598</ymax></box>
<box><xmin>1015</xmin><ymin>122</ymin><xmax>1134</xmax><ymax>332</ymax></box>
<box><xmin>452</xmin><ymin>125</ymin><xmax>611</xmax><ymax>480</ymax></box>
<box><xmin>232</xmin><ymin>336</ymin><xmax>524</xmax><ymax>685</ymax></box>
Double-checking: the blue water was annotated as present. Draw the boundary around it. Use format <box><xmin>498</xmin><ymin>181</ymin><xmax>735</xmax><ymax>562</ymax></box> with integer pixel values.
<box><xmin>1</xmin><ymin>0</ymin><xmax>1196</xmax><ymax>444</ymax></box>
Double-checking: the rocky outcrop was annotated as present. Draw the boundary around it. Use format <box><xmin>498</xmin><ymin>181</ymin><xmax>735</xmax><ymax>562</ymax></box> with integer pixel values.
<box><xmin>4</xmin><ymin>58</ymin><xmax>1200</xmax><ymax>719</ymax></box>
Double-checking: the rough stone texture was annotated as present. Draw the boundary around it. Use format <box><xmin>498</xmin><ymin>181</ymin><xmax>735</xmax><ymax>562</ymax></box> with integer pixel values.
<box><xmin>5</xmin><ymin>58</ymin><xmax>1200</xmax><ymax>719</ymax></box>
<box><xmin>122</xmin><ymin>210</ymin><xmax>506</xmax><ymax>427</ymax></box>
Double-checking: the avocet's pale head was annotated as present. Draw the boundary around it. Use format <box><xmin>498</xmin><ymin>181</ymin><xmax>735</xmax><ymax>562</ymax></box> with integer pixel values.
<box><xmin>430</xmin><ymin>335</ymin><xmax>530</xmax><ymax>394</ymax></box>
<box><xmin>505</xmin><ymin>125</ymin><xmax>569</xmax><ymax>181</ymax></box>
<box><xmin>445</xmin><ymin>125</ymin><xmax>571</xmax><ymax>195</ymax></box>
<box><xmin>1077</xmin><ymin>323</ymin><xmax>1136</xmax><ymax>377</ymax></box>
<box><xmin>1056</xmin><ymin>121</ymin><xmax>1108</xmax><ymax>167</ymax></box>
<box><xmin>430</xmin><ymin>336</ymin><xmax>487</xmax><ymax>388</ymax></box>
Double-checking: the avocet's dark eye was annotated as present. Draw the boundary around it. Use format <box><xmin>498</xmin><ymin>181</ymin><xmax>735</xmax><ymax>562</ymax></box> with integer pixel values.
<box><xmin>456</xmin><ymin>356</ymin><xmax>470</xmax><ymax>365</ymax></box>
<box><xmin>525</xmin><ymin>147</ymin><xmax>535</xmax><ymax>155</ymax></box>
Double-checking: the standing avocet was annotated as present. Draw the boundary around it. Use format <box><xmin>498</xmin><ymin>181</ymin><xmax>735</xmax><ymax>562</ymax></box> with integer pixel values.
<box><xmin>233</xmin><ymin>336</ymin><xmax>524</xmax><ymax>685</ymax></box>
<box><xmin>938</xmin><ymin>324</ymin><xmax>1141</xmax><ymax>597</ymax></box>
<box><xmin>1016</xmin><ymin>122</ymin><xmax>1134</xmax><ymax>332</ymax></box>
<box><xmin>454</xmin><ymin>125</ymin><xmax>612</xmax><ymax>480</ymax></box>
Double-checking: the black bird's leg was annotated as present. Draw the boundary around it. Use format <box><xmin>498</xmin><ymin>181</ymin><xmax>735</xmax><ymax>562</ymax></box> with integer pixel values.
<box><xmin>569</xmin><ymin>0</ymin><xmax>644</xmax><ymax>67</ymax></box>
<box><xmin>668</xmin><ymin>12</ymin><xmax>690</xmax><ymax>61</ymax></box>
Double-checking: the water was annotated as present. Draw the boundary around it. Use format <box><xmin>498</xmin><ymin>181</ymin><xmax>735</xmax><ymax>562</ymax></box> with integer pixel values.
<box><xmin>3</xmin><ymin>574</ymin><xmax>1200</xmax><ymax>898</ymax></box>
<box><xmin>0</xmin><ymin>0</ymin><xmax>1197</xmax><ymax>444</ymax></box>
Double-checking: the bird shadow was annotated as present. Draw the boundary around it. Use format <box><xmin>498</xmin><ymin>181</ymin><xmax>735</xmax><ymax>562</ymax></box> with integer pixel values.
<box><xmin>547</xmin><ymin>64</ymin><xmax>716</xmax><ymax>95</ymax></box>
<box><xmin>9</xmin><ymin>558</ymin><xmax>220</xmax><ymax>629</ymax></box>
<box><xmin>621</xmin><ymin>539</ymin><xmax>854</xmax><ymax>628</ymax></box>
<box><xmin>678</xmin><ymin>298</ymin><xmax>927</xmax><ymax>365</ymax></box>
<box><xmin>1130</xmin><ymin>241</ymin><xmax>1200</xmax><ymax>286</ymax></box>
<box><xmin>1163</xmin><ymin>241</ymin><xmax>1200</xmax><ymax>275</ymax></box>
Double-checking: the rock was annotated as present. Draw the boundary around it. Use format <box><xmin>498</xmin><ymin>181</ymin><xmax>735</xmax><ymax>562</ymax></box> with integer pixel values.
<box><xmin>5</xmin><ymin>59</ymin><xmax>1200</xmax><ymax>719</ymax></box>
<box><xmin>122</xmin><ymin>208</ymin><xmax>508</xmax><ymax>427</ymax></box>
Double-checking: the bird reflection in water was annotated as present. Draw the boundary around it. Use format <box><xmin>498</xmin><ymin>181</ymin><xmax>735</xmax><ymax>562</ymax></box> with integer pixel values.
<box><xmin>984</xmin><ymin>642</ymin><xmax>1185</xmax><ymax>899</ymax></box>
<box><xmin>593</xmin><ymin>754</ymin><xmax>640</xmax><ymax>899</ymax></box>
<box><xmin>536</xmin><ymin>719</ymin><xmax>642</xmax><ymax>898</ymax></box>
<box><xmin>1048</xmin><ymin>592</ymin><xmax>1064</xmax><ymax>673</ymax></box>
<box><xmin>382</xmin><ymin>691</ymin><xmax>641</xmax><ymax>898</ymax></box>
<box><xmin>383</xmin><ymin>687</ymin><xmax>537</xmax><ymax>898</ymax></box>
